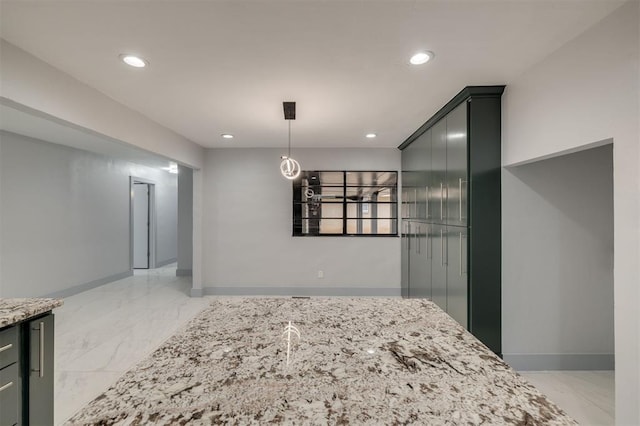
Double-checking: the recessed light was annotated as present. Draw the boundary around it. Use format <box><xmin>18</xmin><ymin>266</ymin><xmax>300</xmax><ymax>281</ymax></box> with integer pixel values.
<box><xmin>221</xmin><ymin>134</ymin><xmax>234</xmax><ymax>139</ymax></box>
<box><xmin>449</xmin><ymin>132</ymin><xmax>465</xmax><ymax>139</ymax></box>
<box><xmin>365</xmin><ymin>133</ymin><xmax>377</xmax><ymax>139</ymax></box>
<box><xmin>120</xmin><ymin>54</ymin><xmax>147</xmax><ymax>68</ymax></box>
<box><xmin>163</xmin><ymin>162</ymin><xmax>178</xmax><ymax>174</ymax></box>
<box><xmin>409</xmin><ymin>51</ymin><xmax>434</xmax><ymax>65</ymax></box>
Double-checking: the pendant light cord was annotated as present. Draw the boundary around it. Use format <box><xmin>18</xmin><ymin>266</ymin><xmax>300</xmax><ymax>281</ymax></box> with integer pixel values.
<box><xmin>288</xmin><ymin>120</ymin><xmax>292</xmax><ymax>158</ymax></box>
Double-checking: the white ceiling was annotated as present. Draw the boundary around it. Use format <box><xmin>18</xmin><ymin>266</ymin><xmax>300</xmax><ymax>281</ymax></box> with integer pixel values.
<box><xmin>0</xmin><ymin>0</ymin><xmax>623</xmax><ymax>149</ymax></box>
<box><xmin>0</xmin><ymin>100</ymin><xmax>176</xmax><ymax>170</ymax></box>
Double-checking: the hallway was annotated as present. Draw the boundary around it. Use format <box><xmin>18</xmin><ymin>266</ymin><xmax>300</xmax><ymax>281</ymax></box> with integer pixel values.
<box><xmin>54</xmin><ymin>265</ymin><xmax>209</xmax><ymax>424</ymax></box>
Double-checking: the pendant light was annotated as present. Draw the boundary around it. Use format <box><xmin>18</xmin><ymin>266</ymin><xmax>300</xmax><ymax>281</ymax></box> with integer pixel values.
<box><xmin>280</xmin><ymin>101</ymin><xmax>301</xmax><ymax>180</ymax></box>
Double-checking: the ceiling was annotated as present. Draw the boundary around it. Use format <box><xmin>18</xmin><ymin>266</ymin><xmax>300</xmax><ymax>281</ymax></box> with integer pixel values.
<box><xmin>0</xmin><ymin>0</ymin><xmax>623</xmax><ymax>149</ymax></box>
<box><xmin>0</xmin><ymin>99</ymin><xmax>176</xmax><ymax>170</ymax></box>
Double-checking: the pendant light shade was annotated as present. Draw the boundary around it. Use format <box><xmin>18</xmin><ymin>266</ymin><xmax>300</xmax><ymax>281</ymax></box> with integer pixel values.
<box><xmin>280</xmin><ymin>101</ymin><xmax>301</xmax><ymax>179</ymax></box>
<box><xmin>280</xmin><ymin>156</ymin><xmax>301</xmax><ymax>180</ymax></box>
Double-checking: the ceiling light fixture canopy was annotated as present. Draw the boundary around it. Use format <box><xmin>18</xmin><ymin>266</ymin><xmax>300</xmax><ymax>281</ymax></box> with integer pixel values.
<box><xmin>280</xmin><ymin>101</ymin><xmax>301</xmax><ymax>180</ymax></box>
<box><xmin>120</xmin><ymin>54</ymin><xmax>148</xmax><ymax>68</ymax></box>
<box><xmin>409</xmin><ymin>51</ymin><xmax>434</xmax><ymax>65</ymax></box>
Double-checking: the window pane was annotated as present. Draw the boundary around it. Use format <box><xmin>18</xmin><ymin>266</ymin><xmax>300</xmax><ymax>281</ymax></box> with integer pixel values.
<box><xmin>302</xmin><ymin>186</ymin><xmax>344</xmax><ymax>201</ymax></box>
<box><xmin>345</xmin><ymin>186</ymin><xmax>396</xmax><ymax>202</ymax></box>
<box><xmin>346</xmin><ymin>202</ymin><xmax>397</xmax><ymax>219</ymax></box>
<box><xmin>346</xmin><ymin>171</ymin><xmax>397</xmax><ymax>186</ymax></box>
<box><xmin>300</xmin><ymin>171</ymin><xmax>344</xmax><ymax>186</ymax></box>
<box><xmin>293</xmin><ymin>171</ymin><xmax>398</xmax><ymax>236</ymax></box>
<box><xmin>346</xmin><ymin>219</ymin><xmax>396</xmax><ymax>235</ymax></box>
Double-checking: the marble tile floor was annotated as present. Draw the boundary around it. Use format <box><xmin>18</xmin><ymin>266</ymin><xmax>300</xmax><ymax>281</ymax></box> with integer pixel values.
<box><xmin>519</xmin><ymin>371</ymin><xmax>614</xmax><ymax>426</ymax></box>
<box><xmin>54</xmin><ymin>264</ymin><xmax>210</xmax><ymax>425</ymax></box>
<box><xmin>54</xmin><ymin>268</ymin><xmax>615</xmax><ymax>425</ymax></box>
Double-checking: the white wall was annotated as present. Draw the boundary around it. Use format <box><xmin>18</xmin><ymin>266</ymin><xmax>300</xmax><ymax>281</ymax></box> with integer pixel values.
<box><xmin>152</xmin><ymin>171</ymin><xmax>178</xmax><ymax>266</ymax></box>
<box><xmin>0</xmin><ymin>131</ymin><xmax>178</xmax><ymax>297</ymax></box>
<box><xmin>502</xmin><ymin>2</ymin><xmax>639</xmax><ymax>423</ymax></box>
<box><xmin>502</xmin><ymin>145</ymin><xmax>614</xmax><ymax>369</ymax></box>
<box><xmin>202</xmin><ymin>148</ymin><xmax>400</xmax><ymax>295</ymax></box>
<box><xmin>0</xmin><ymin>40</ymin><xmax>204</xmax><ymax>169</ymax></box>
<box><xmin>177</xmin><ymin>165</ymin><xmax>193</xmax><ymax>276</ymax></box>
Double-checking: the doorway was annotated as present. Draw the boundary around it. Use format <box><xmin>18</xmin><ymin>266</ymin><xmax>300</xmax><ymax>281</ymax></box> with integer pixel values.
<box><xmin>130</xmin><ymin>177</ymin><xmax>156</xmax><ymax>270</ymax></box>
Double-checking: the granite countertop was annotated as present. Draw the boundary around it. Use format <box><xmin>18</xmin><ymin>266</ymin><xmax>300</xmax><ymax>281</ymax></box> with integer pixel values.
<box><xmin>0</xmin><ymin>298</ymin><xmax>64</xmax><ymax>328</ymax></box>
<box><xmin>68</xmin><ymin>298</ymin><xmax>576</xmax><ymax>425</ymax></box>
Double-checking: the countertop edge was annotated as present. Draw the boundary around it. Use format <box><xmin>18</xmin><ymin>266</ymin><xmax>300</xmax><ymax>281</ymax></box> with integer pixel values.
<box><xmin>0</xmin><ymin>298</ymin><xmax>64</xmax><ymax>328</ymax></box>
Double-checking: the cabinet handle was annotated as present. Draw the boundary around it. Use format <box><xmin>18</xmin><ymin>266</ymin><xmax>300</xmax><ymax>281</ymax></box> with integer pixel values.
<box><xmin>33</xmin><ymin>321</ymin><xmax>45</xmax><ymax>378</ymax></box>
<box><xmin>0</xmin><ymin>381</ymin><xmax>13</xmax><ymax>392</ymax></box>
<box><xmin>0</xmin><ymin>343</ymin><xmax>12</xmax><ymax>353</ymax></box>
<box><xmin>459</xmin><ymin>178</ymin><xmax>463</xmax><ymax>221</ymax></box>
<box><xmin>426</xmin><ymin>226</ymin><xmax>431</xmax><ymax>260</ymax></box>
<box><xmin>440</xmin><ymin>182</ymin><xmax>444</xmax><ymax>220</ymax></box>
<box><xmin>440</xmin><ymin>229</ymin><xmax>444</xmax><ymax>265</ymax></box>
<box><xmin>425</xmin><ymin>186</ymin><xmax>430</xmax><ymax>219</ymax></box>
<box><xmin>415</xmin><ymin>226</ymin><xmax>419</xmax><ymax>254</ymax></box>
<box><xmin>407</xmin><ymin>223</ymin><xmax>411</xmax><ymax>251</ymax></box>
<box><xmin>40</xmin><ymin>321</ymin><xmax>45</xmax><ymax>378</ymax></box>
<box><xmin>459</xmin><ymin>232</ymin><xmax>463</xmax><ymax>276</ymax></box>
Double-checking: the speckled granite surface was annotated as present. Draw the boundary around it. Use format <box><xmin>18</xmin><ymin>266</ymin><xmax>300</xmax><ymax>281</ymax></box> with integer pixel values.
<box><xmin>68</xmin><ymin>298</ymin><xmax>576</xmax><ymax>425</ymax></box>
<box><xmin>0</xmin><ymin>298</ymin><xmax>63</xmax><ymax>328</ymax></box>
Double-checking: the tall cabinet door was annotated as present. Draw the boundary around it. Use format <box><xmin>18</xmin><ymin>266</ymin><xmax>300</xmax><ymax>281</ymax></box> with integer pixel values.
<box><xmin>446</xmin><ymin>102</ymin><xmax>468</xmax><ymax>227</ymax></box>
<box><xmin>413</xmin><ymin>129</ymin><xmax>431</xmax><ymax>221</ymax></box>
<box><xmin>430</xmin><ymin>223</ymin><xmax>447</xmax><ymax>310</ymax></box>
<box><xmin>401</xmin><ymin>142</ymin><xmax>413</xmax><ymax>220</ymax></box>
<box><xmin>447</xmin><ymin>226</ymin><xmax>468</xmax><ymax>328</ymax></box>
<box><xmin>409</xmin><ymin>222</ymin><xmax>430</xmax><ymax>298</ymax></box>
<box><xmin>28</xmin><ymin>314</ymin><xmax>54</xmax><ymax>426</ymax></box>
<box><xmin>431</xmin><ymin>119</ymin><xmax>447</xmax><ymax>224</ymax></box>
<box><xmin>401</xmin><ymin>221</ymin><xmax>410</xmax><ymax>298</ymax></box>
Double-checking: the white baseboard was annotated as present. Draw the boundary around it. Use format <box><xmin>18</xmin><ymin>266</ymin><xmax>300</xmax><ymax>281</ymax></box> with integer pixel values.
<box><xmin>503</xmin><ymin>353</ymin><xmax>614</xmax><ymax>371</ymax></box>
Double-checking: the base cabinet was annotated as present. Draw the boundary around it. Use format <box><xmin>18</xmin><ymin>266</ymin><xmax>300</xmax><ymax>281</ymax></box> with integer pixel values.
<box><xmin>26</xmin><ymin>314</ymin><xmax>54</xmax><ymax>426</ymax></box>
<box><xmin>0</xmin><ymin>363</ymin><xmax>19</xmax><ymax>426</ymax></box>
<box><xmin>0</xmin><ymin>313</ymin><xmax>54</xmax><ymax>426</ymax></box>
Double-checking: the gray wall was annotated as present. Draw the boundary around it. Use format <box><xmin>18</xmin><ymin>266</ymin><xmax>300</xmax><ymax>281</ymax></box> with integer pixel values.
<box><xmin>502</xmin><ymin>145</ymin><xmax>614</xmax><ymax>370</ymax></box>
<box><xmin>0</xmin><ymin>131</ymin><xmax>178</xmax><ymax>297</ymax></box>
<box><xmin>177</xmin><ymin>165</ymin><xmax>193</xmax><ymax>276</ymax></box>
<box><xmin>202</xmin><ymin>148</ymin><xmax>401</xmax><ymax>295</ymax></box>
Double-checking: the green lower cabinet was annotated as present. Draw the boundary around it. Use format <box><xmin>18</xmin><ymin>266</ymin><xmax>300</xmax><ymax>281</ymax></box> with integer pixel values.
<box><xmin>26</xmin><ymin>314</ymin><xmax>54</xmax><ymax>426</ymax></box>
<box><xmin>0</xmin><ymin>313</ymin><xmax>54</xmax><ymax>426</ymax></box>
<box><xmin>0</xmin><ymin>363</ymin><xmax>19</xmax><ymax>425</ymax></box>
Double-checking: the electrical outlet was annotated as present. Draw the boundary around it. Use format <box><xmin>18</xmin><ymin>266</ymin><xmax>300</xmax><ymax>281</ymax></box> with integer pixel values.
<box><xmin>317</xmin><ymin>270</ymin><xmax>324</xmax><ymax>279</ymax></box>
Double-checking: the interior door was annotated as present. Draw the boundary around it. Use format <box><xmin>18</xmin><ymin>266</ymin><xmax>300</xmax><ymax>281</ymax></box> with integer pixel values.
<box><xmin>447</xmin><ymin>225</ymin><xmax>468</xmax><ymax>328</ymax></box>
<box><xmin>446</xmin><ymin>102</ymin><xmax>468</xmax><ymax>227</ymax></box>
<box><xmin>430</xmin><ymin>223</ymin><xmax>447</xmax><ymax>311</ymax></box>
<box><xmin>133</xmin><ymin>183</ymin><xmax>150</xmax><ymax>269</ymax></box>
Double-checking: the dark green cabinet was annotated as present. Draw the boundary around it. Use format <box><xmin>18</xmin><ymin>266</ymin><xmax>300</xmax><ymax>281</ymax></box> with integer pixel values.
<box><xmin>400</xmin><ymin>86</ymin><xmax>504</xmax><ymax>356</ymax></box>
<box><xmin>0</xmin><ymin>325</ymin><xmax>20</xmax><ymax>426</ymax></box>
<box><xmin>0</xmin><ymin>313</ymin><xmax>54</xmax><ymax>426</ymax></box>
<box><xmin>26</xmin><ymin>314</ymin><xmax>54</xmax><ymax>425</ymax></box>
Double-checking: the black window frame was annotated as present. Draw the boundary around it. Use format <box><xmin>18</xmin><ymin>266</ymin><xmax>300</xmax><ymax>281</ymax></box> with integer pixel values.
<box><xmin>292</xmin><ymin>170</ymin><xmax>399</xmax><ymax>237</ymax></box>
